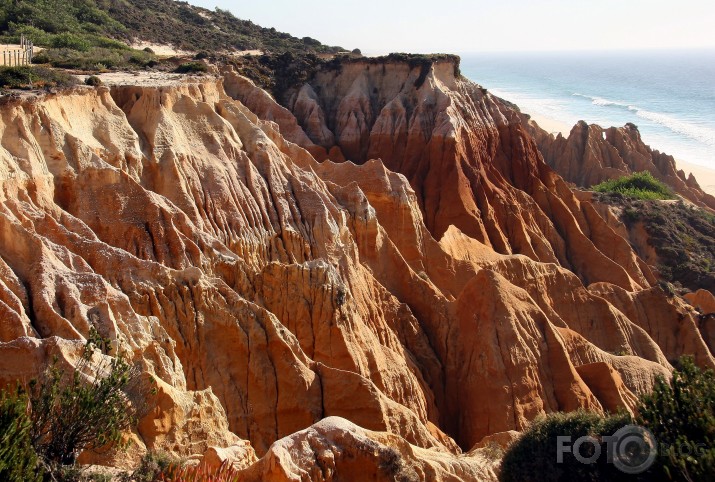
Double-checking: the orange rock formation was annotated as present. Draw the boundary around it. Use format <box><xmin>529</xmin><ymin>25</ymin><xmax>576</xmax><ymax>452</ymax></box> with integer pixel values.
<box><xmin>527</xmin><ymin>119</ymin><xmax>715</xmax><ymax>210</ymax></box>
<box><xmin>0</xmin><ymin>58</ymin><xmax>711</xmax><ymax>479</ymax></box>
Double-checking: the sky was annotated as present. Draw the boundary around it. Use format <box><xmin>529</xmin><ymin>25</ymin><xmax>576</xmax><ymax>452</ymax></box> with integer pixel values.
<box><xmin>186</xmin><ymin>0</ymin><xmax>715</xmax><ymax>54</ymax></box>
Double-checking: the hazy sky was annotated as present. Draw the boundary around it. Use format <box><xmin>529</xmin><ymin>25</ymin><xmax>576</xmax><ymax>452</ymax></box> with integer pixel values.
<box><xmin>187</xmin><ymin>0</ymin><xmax>715</xmax><ymax>53</ymax></box>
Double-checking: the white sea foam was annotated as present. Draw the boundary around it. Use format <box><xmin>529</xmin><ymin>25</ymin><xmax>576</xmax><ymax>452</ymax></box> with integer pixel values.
<box><xmin>627</xmin><ymin>106</ymin><xmax>715</xmax><ymax>148</ymax></box>
<box><xmin>460</xmin><ymin>51</ymin><xmax>715</xmax><ymax>169</ymax></box>
<box><xmin>572</xmin><ymin>93</ymin><xmax>715</xmax><ymax>149</ymax></box>
<box><xmin>572</xmin><ymin>93</ymin><xmax>628</xmax><ymax>108</ymax></box>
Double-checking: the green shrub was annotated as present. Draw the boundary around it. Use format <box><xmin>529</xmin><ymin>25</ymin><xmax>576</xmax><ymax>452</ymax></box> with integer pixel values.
<box><xmin>500</xmin><ymin>358</ymin><xmax>715</xmax><ymax>481</ymax></box>
<box><xmin>636</xmin><ymin>357</ymin><xmax>715</xmax><ymax>481</ymax></box>
<box><xmin>0</xmin><ymin>389</ymin><xmax>42</xmax><ymax>481</ymax></box>
<box><xmin>592</xmin><ymin>172</ymin><xmax>674</xmax><ymax>200</ymax></box>
<box><xmin>500</xmin><ymin>410</ymin><xmax>634</xmax><ymax>482</ymax></box>
<box><xmin>50</xmin><ymin>32</ymin><xmax>92</xmax><ymax>51</ymax></box>
<box><xmin>29</xmin><ymin>329</ymin><xmax>141</xmax><ymax>465</ymax></box>
<box><xmin>175</xmin><ymin>62</ymin><xmax>208</xmax><ymax>74</ymax></box>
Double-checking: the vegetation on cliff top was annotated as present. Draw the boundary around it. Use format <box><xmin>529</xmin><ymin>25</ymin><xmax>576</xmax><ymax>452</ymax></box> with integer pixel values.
<box><xmin>0</xmin><ymin>0</ymin><xmax>344</xmax><ymax>68</ymax></box>
<box><xmin>231</xmin><ymin>51</ymin><xmax>461</xmax><ymax>103</ymax></box>
<box><xmin>0</xmin><ymin>65</ymin><xmax>78</xmax><ymax>89</ymax></box>
<box><xmin>596</xmin><ymin>193</ymin><xmax>715</xmax><ymax>293</ymax></box>
<box><xmin>100</xmin><ymin>0</ymin><xmax>344</xmax><ymax>54</ymax></box>
<box><xmin>593</xmin><ymin>171</ymin><xmax>674</xmax><ymax>201</ymax></box>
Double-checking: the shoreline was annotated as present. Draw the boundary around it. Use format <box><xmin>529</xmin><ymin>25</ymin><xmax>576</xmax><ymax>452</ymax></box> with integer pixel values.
<box><xmin>676</xmin><ymin>160</ymin><xmax>715</xmax><ymax>196</ymax></box>
<box><xmin>527</xmin><ymin>113</ymin><xmax>572</xmax><ymax>137</ymax></box>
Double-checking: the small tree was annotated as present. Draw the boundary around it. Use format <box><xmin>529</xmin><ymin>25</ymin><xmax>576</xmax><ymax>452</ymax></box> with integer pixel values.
<box><xmin>637</xmin><ymin>357</ymin><xmax>715</xmax><ymax>482</ymax></box>
<box><xmin>29</xmin><ymin>329</ymin><xmax>140</xmax><ymax>466</ymax></box>
<box><xmin>0</xmin><ymin>388</ymin><xmax>42</xmax><ymax>481</ymax></box>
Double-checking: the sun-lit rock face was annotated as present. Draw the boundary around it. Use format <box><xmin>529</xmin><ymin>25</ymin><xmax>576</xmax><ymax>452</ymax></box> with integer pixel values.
<box><xmin>0</xmin><ymin>59</ymin><xmax>711</xmax><ymax>478</ymax></box>
<box><xmin>526</xmin><ymin>118</ymin><xmax>715</xmax><ymax>210</ymax></box>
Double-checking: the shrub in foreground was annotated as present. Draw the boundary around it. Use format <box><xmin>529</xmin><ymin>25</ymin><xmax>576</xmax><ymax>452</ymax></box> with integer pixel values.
<box><xmin>500</xmin><ymin>357</ymin><xmax>715</xmax><ymax>482</ymax></box>
<box><xmin>29</xmin><ymin>329</ymin><xmax>141</xmax><ymax>465</ymax></box>
<box><xmin>637</xmin><ymin>357</ymin><xmax>715</xmax><ymax>481</ymax></box>
<box><xmin>500</xmin><ymin>410</ymin><xmax>634</xmax><ymax>482</ymax></box>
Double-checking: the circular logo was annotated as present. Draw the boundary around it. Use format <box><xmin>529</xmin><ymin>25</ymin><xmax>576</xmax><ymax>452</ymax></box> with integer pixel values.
<box><xmin>611</xmin><ymin>425</ymin><xmax>657</xmax><ymax>474</ymax></box>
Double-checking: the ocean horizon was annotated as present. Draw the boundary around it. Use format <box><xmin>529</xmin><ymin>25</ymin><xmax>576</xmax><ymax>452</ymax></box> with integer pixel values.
<box><xmin>459</xmin><ymin>49</ymin><xmax>715</xmax><ymax>170</ymax></box>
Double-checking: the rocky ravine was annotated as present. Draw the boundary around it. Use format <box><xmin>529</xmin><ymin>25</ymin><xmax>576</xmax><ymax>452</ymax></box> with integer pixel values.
<box><xmin>0</xmin><ymin>58</ymin><xmax>712</xmax><ymax>480</ymax></box>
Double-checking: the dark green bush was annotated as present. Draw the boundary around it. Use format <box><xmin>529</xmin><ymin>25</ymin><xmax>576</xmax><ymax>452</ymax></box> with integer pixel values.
<box><xmin>636</xmin><ymin>357</ymin><xmax>715</xmax><ymax>481</ymax></box>
<box><xmin>501</xmin><ymin>358</ymin><xmax>715</xmax><ymax>482</ymax></box>
<box><xmin>85</xmin><ymin>75</ymin><xmax>102</xmax><ymax>86</ymax></box>
<box><xmin>500</xmin><ymin>410</ymin><xmax>634</xmax><ymax>482</ymax></box>
<box><xmin>593</xmin><ymin>171</ymin><xmax>674</xmax><ymax>200</ymax></box>
<box><xmin>174</xmin><ymin>61</ymin><xmax>208</xmax><ymax>74</ymax></box>
<box><xmin>0</xmin><ymin>389</ymin><xmax>42</xmax><ymax>481</ymax></box>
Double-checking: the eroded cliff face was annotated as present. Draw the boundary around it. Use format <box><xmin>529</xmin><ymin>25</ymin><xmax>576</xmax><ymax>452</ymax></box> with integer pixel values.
<box><xmin>0</xmin><ymin>58</ymin><xmax>711</xmax><ymax>479</ymax></box>
<box><xmin>527</xmin><ymin>119</ymin><xmax>715</xmax><ymax>211</ymax></box>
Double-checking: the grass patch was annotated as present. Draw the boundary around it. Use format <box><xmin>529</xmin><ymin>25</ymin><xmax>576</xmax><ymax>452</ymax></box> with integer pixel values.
<box><xmin>0</xmin><ymin>66</ymin><xmax>78</xmax><ymax>89</ymax></box>
<box><xmin>592</xmin><ymin>171</ymin><xmax>674</xmax><ymax>200</ymax></box>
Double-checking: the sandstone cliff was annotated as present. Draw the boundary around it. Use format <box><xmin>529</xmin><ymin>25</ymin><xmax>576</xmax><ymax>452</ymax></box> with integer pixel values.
<box><xmin>527</xmin><ymin>118</ymin><xmax>715</xmax><ymax>210</ymax></box>
<box><xmin>0</xmin><ymin>57</ymin><xmax>711</xmax><ymax>479</ymax></box>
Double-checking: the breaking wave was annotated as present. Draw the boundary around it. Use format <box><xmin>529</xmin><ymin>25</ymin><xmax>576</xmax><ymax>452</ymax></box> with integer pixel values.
<box><xmin>573</xmin><ymin>93</ymin><xmax>715</xmax><ymax>148</ymax></box>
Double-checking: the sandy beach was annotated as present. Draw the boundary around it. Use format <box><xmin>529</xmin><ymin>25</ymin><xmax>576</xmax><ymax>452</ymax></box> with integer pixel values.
<box><xmin>677</xmin><ymin>160</ymin><xmax>715</xmax><ymax>196</ymax></box>
<box><xmin>528</xmin><ymin>113</ymin><xmax>572</xmax><ymax>137</ymax></box>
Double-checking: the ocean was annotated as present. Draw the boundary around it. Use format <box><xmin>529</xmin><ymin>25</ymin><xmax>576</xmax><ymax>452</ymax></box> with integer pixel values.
<box><xmin>459</xmin><ymin>50</ymin><xmax>715</xmax><ymax>169</ymax></box>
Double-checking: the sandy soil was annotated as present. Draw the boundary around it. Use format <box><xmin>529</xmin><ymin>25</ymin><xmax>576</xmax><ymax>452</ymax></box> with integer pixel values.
<box><xmin>232</xmin><ymin>50</ymin><xmax>263</xmax><ymax>57</ymax></box>
<box><xmin>130</xmin><ymin>41</ymin><xmax>193</xmax><ymax>57</ymax></box>
<box><xmin>78</xmin><ymin>71</ymin><xmax>217</xmax><ymax>87</ymax></box>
